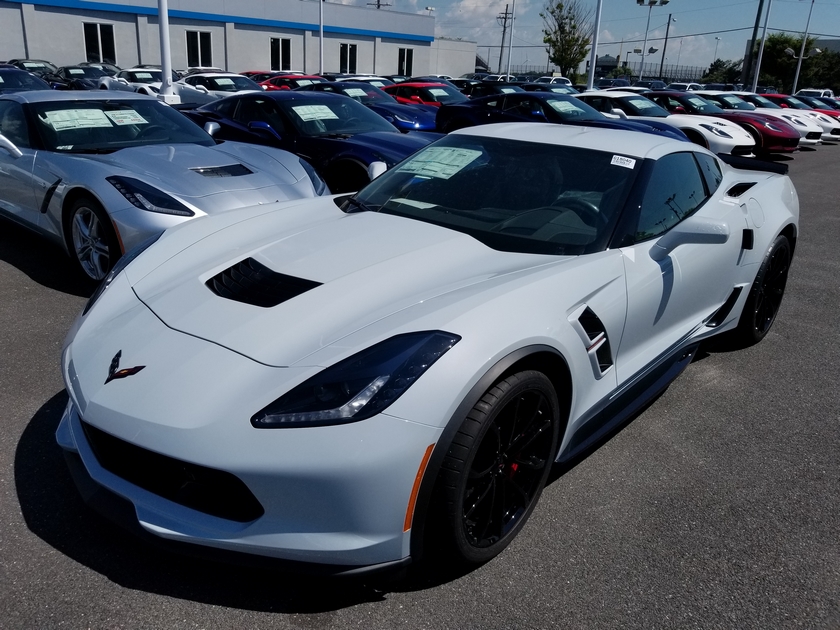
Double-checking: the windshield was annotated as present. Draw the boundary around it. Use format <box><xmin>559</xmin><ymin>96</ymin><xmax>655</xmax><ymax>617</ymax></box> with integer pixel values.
<box><xmin>206</xmin><ymin>76</ymin><xmax>261</xmax><ymax>92</ymax></box>
<box><xmin>420</xmin><ymin>86</ymin><xmax>468</xmax><ymax>104</ymax></box>
<box><xmin>682</xmin><ymin>95</ymin><xmax>724</xmax><ymax>114</ymax></box>
<box><xmin>63</xmin><ymin>67</ymin><xmax>107</xmax><ymax>79</ymax></box>
<box><xmin>541</xmin><ymin>96</ymin><xmax>603</xmax><ymax>122</ymax></box>
<box><xmin>277</xmin><ymin>95</ymin><xmax>398</xmax><ymax>136</ymax></box>
<box><xmin>123</xmin><ymin>70</ymin><xmax>163</xmax><ymax>83</ymax></box>
<box><xmin>0</xmin><ymin>71</ymin><xmax>50</xmax><ymax>93</ymax></box>
<box><xmin>749</xmin><ymin>95</ymin><xmax>780</xmax><ymax>109</ymax></box>
<box><xmin>351</xmin><ymin>135</ymin><xmax>639</xmax><ymax>256</ymax></box>
<box><xmin>29</xmin><ymin>98</ymin><xmax>215</xmax><ymax>152</ymax></box>
<box><xmin>717</xmin><ymin>95</ymin><xmax>753</xmax><ymax>110</ymax></box>
<box><xmin>337</xmin><ymin>85</ymin><xmax>392</xmax><ymax>104</ymax></box>
<box><xmin>781</xmin><ymin>96</ymin><xmax>811</xmax><ymax>110</ymax></box>
<box><xmin>619</xmin><ymin>96</ymin><xmax>669</xmax><ymax>117</ymax></box>
<box><xmin>795</xmin><ymin>95</ymin><xmax>830</xmax><ymax>109</ymax></box>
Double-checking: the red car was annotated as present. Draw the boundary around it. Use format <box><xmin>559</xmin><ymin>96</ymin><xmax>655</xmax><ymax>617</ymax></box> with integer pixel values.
<box><xmin>381</xmin><ymin>82</ymin><xmax>468</xmax><ymax>107</ymax></box>
<box><xmin>260</xmin><ymin>74</ymin><xmax>326</xmax><ymax>91</ymax></box>
<box><xmin>647</xmin><ymin>91</ymin><xmax>801</xmax><ymax>154</ymax></box>
<box><xmin>760</xmin><ymin>94</ymin><xmax>840</xmax><ymax>122</ymax></box>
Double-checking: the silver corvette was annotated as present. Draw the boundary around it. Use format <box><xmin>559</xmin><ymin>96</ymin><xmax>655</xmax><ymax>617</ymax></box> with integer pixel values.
<box><xmin>0</xmin><ymin>91</ymin><xmax>327</xmax><ymax>280</ymax></box>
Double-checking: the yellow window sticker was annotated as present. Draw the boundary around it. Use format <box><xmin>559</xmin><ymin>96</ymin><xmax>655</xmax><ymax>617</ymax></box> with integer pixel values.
<box><xmin>397</xmin><ymin>147</ymin><xmax>482</xmax><ymax>179</ymax></box>
<box><xmin>291</xmin><ymin>105</ymin><xmax>340</xmax><ymax>121</ymax></box>
<box><xmin>43</xmin><ymin>109</ymin><xmax>113</xmax><ymax>131</ymax></box>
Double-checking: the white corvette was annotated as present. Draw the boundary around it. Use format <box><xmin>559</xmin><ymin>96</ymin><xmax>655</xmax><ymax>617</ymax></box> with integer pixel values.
<box><xmin>577</xmin><ymin>90</ymin><xmax>756</xmax><ymax>155</ymax></box>
<box><xmin>58</xmin><ymin>123</ymin><xmax>798</xmax><ymax>574</ymax></box>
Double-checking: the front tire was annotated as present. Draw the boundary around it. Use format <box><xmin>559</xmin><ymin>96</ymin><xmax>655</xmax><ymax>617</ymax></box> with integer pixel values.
<box><xmin>437</xmin><ymin>371</ymin><xmax>561</xmax><ymax>564</ymax></box>
<box><xmin>734</xmin><ymin>234</ymin><xmax>791</xmax><ymax>346</ymax></box>
<box><xmin>65</xmin><ymin>196</ymin><xmax>120</xmax><ymax>282</ymax></box>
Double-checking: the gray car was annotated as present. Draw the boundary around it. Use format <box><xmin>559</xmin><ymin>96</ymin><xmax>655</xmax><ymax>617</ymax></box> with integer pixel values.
<box><xmin>0</xmin><ymin>91</ymin><xmax>327</xmax><ymax>281</ymax></box>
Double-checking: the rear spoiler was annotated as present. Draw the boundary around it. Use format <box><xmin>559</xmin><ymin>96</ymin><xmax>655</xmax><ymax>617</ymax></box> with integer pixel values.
<box><xmin>717</xmin><ymin>153</ymin><xmax>789</xmax><ymax>175</ymax></box>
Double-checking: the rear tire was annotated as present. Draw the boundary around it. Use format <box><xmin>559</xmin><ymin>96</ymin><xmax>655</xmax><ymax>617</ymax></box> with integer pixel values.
<box><xmin>733</xmin><ymin>234</ymin><xmax>791</xmax><ymax>346</ymax></box>
<box><xmin>435</xmin><ymin>371</ymin><xmax>561</xmax><ymax>565</ymax></box>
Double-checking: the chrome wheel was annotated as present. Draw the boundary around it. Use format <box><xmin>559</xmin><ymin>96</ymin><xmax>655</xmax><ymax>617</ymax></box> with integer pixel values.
<box><xmin>68</xmin><ymin>199</ymin><xmax>116</xmax><ymax>281</ymax></box>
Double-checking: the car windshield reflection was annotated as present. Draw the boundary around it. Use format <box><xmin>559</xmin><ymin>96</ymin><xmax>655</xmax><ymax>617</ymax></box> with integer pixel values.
<box><xmin>276</xmin><ymin>95</ymin><xmax>398</xmax><ymax>137</ymax></box>
<box><xmin>353</xmin><ymin>134</ymin><xmax>640</xmax><ymax>256</ymax></box>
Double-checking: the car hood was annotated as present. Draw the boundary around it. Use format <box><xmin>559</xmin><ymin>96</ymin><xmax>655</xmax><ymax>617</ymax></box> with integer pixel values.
<box><xmin>367</xmin><ymin>102</ymin><xmax>437</xmax><ymax>128</ymax></box>
<box><xmin>84</xmin><ymin>142</ymin><xmax>302</xmax><ymax>197</ymax></box>
<box><xmin>664</xmin><ymin>114</ymin><xmax>755</xmax><ymax>142</ymax></box>
<box><xmin>130</xmin><ymin>199</ymin><xmax>561</xmax><ymax>366</ymax></box>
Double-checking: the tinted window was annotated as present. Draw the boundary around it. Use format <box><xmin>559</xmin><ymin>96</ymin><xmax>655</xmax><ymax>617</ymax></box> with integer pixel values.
<box><xmin>636</xmin><ymin>152</ymin><xmax>708</xmax><ymax>241</ymax></box>
<box><xmin>695</xmin><ymin>153</ymin><xmax>723</xmax><ymax>195</ymax></box>
<box><xmin>0</xmin><ymin>101</ymin><xmax>30</xmax><ymax>147</ymax></box>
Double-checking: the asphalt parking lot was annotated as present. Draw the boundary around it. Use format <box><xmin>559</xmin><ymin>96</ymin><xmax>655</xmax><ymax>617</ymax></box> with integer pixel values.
<box><xmin>1</xmin><ymin>144</ymin><xmax>838</xmax><ymax>629</ymax></box>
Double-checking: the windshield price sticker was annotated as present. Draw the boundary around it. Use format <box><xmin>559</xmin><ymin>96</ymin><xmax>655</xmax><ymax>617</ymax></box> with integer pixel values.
<box><xmin>69</xmin><ymin>68</ymin><xmax>85</xmax><ymax>75</ymax></box>
<box><xmin>611</xmin><ymin>155</ymin><xmax>636</xmax><ymax>169</ymax></box>
<box><xmin>397</xmin><ymin>147</ymin><xmax>482</xmax><ymax>179</ymax></box>
<box><xmin>43</xmin><ymin>109</ymin><xmax>113</xmax><ymax>130</ymax></box>
<box><xmin>428</xmin><ymin>89</ymin><xmax>448</xmax><ymax>97</ymax></box>
<box><xmin>105</xmin><ymin>110</ymin><xmax>149</xmax><ymax>126</ymax></box>
<box><xmin>501</xmin><ymin>88</ymin><xmax>517</xmax><ymax>93</ymax></box>
<box><xmin>136</xmin><ymin>72</ymin><xmax>153</xmax><ymax>79</ymax></box>
<box><xmin>549</xmin><ymin>100</ymin><xmax>583</xmax><ymax>114</ymax></box>
<box><xmin>631</xmin><ymin>99</ymin><xmax>658</xmax><ymax>110</ymax></box>
<box><xmin>297</xmin><ymin>80</ymin><xmax>314</xmax><ymax>86</ymax></box>
<box><xmin>215</xmin><ymin>78</ymin><xmax>235</xmax><ymax>86</ymax></box>
<box><xmin>0</xmin><ymin>77</ymin><xmax>4</xmax><ymax>84</ymax></box>
<box><xmin>291</xmin><ymin>105</ymin><xmax>339</xmax><ymax>121</ymax></box>
<box><xmin>370</xmin><ymin>81</ymin><xmax>386</xmax><ymax>87</ymax></box>
<box><xmin>345</xmin><ymin>88</ymin><xmax>368</xmax><ymax>97</ymax></box>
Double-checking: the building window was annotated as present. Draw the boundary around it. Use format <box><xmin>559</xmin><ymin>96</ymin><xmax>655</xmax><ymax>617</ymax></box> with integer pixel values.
<box><xmin>339</xmin><ymin>43</ymin><xmax>357</xmax><ymax>74</ymax></box>
<box><xmin>270</xmin><ymin>38</ymin><xmax>291</xmax><ymax>72</ymax></box>
<box><xmin>186</xmin><ymin>31</ymin><xmax>212</xmax><ymax>68</ymax></box>
<box><xmin>83</xmin><ymin>23</ymin><xmax>116</xmax><ymax>64</ymax></box>
<box><xmin>398</xmin><ymin>48</ymin><xmax>413</xmax><ymax>76</ymax></box>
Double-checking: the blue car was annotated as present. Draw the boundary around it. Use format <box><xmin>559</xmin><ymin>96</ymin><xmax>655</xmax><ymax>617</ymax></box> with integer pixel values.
<box><xmin>0</xmin><ymin>68</ymin><xmax>50</xmax><ymax>93</ymax></box>
<box><xmin>294</xmin><ymin>81</ymin><xmax>437</xmax><ymax>132</ymax></box>
<box><xmin>435</xmin><ymin>92</ymin><xmax>689</xmax><ymax>142</ymax></box>
<box><xmin>183</xmin><ymin>91</ymin><xmax>439</xmax><ymax>193</ymax></box>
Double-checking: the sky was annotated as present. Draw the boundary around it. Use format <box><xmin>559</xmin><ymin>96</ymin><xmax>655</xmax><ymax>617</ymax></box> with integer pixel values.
<box><xmin>354</xmin><ymin>0</ymin><xmax>840</xmax><ymax>72</ymax></box>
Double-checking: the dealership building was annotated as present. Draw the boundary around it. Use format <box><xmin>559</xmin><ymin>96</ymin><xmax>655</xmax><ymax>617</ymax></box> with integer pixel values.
<box><xmin>0</xmin><ymin>0</ymin><xmax>476</xmax><ymax>77</ymax></box>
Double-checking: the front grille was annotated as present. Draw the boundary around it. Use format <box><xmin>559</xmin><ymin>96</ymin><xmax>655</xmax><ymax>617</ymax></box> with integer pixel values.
<box><xmin>731</xmin><ymin>145</ymin><xmax>754</xmax><ymax>156</ymax></box>
<box><xmin>82</xmin><ymin>422</ymin><xmax>264</xmax><ymax>522</ymax></box>
<box><xmin>190</xmin><ymin>164</ymin><xmax>253</xmax><ymax>177</ymax></box>
<box><xmin>206</xmin><ymin>257</ymin><xmax>321</xmax><ymax>308</ymax></box>
<box><xmin>806</xmin><ymin>131</ymin><xmax>822</xmax><ymax>140</ymax></box>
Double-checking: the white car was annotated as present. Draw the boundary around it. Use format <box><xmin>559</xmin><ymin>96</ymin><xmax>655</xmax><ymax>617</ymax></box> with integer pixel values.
<box><xmin>179</xmin><ymin>72</ymin><xmax>264</xmax><ymax>101</ymax></box>
<box><xmin>535</xmin><ymin>76</ymin><xmax>573</xmax><ymax>86</ymax></box>
<box><xmin>577</xmin><ymin>90</ymin><xmax>756</xmax><ymax>155</ymax></box>
<box><xmin>697</xmin><ymin>91</ymin><xmax>823</xmax><ymax>146</ymax></box>
<box><xmin>58</xmin><ymin>123</ymin><xmax>798</xmax><ymax>574</ymax></box>
<box><xmin>733</xmin><ymin>92</ymin><xmax>840</xmax><ymax>142</ymax></box>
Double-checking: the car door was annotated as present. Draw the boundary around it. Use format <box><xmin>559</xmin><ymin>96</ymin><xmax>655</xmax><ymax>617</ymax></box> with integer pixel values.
<box><xmin>614</xmin><ymin>150</ymin><xmax>743</xmax><ymax>383</ymax></box>
<box><xmin>0</xmin><ymin>100</ymin><xmax>38</xmax><ymax>225</ymax></box>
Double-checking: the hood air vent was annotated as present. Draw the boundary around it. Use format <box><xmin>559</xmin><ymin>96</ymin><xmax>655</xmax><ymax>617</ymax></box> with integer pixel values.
<box><xmin>206</xmin><ymin>258</ymin><xmax>321</xmax><ymax>308</ymax></box>
<box><xmin>190</xmin><ymin>164</ymin><xmax>253</xmax><ymax>177</ymax></box>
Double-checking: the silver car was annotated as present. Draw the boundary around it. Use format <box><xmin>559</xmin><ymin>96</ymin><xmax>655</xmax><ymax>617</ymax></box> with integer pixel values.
<box><xmin>0</xmin><ymin>91</ymin><xmax>327</xmax><ymax>281</ymax></box>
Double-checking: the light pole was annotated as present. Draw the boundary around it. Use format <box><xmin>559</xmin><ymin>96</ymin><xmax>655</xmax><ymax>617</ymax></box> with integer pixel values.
<box><xmin>791</xmin><ymin>0</ymin><xmax>816</xmax><ymax>94</ymax></box>
<box><xmin>676</xmin><ymin>38</ymin><xmax>683</xmax><ymax>67</ymax></box>
<box><xmin>636</xmin><ymin>0</ymin><xmax>670</xmax><ymax>82</ymax></box>
<box><xmin>786</xmin><ymin>45</ymin><xmax>821</xmax><ymax>94</ymax></box>
<box><xmin>586</xmin><ymin>0</ymin><xmax>604</xmax><ymax>90</ymax></box>
<box><xmin>712</xmin><ymin>36</ymin><xmax>721</xmax><ymax>65</ymax></box>
<box><xmin>751</xmin><ymin>0</ymin><xmax>773</xmax><ymax>93</ymax></box>
<box><xmin>658</xmin><ymin>15</ymin><xmax>675</xmax><ymax>80</ymax></box>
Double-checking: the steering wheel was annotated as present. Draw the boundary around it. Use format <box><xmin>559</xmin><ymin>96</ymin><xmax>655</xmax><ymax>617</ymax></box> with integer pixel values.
<box><xmin>555</xmin><ymin>197</ymin><xmax>605</xmax><ymax>229</ymax></box>
<box><xmin>135</xmin><ymin>125</ymin><xmax>167</xmax><ymax>140</ymax></box>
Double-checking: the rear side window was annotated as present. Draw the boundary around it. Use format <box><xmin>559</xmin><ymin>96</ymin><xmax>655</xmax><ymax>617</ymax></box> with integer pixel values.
<box><xmin>695</xmin><ymin>153</ymin><xmax>723</xmax><ymax>195</ymax></box>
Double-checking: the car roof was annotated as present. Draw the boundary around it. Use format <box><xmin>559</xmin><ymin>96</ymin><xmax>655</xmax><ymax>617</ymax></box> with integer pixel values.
<box><xmin>1</xmin><ymin>90</ymin><xmax>156</xmax><ymax>104</ymax></box>
<box><xmin>578</xmin><ymin>90</ymin><xmax>643</xmax><ymax>98</ymax></box>
<box><xmin>453</xmin><ymin>122</ymin><xmax>694</xmax><ymax>161</ymax></box>
<box><xmin>386</xmin><ymin>82</ymin><xmax>449</xmax><ymax>88</ymax></box>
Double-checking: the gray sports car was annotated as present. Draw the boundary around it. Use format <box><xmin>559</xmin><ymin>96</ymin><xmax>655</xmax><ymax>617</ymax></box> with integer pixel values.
<box><xmin>0</xmin><ymin>91</ymin><xmax>327</xmax><ymax>280</ymax></box>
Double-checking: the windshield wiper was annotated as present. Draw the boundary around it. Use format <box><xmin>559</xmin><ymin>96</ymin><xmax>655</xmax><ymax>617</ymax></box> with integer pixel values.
<box><xmin>63</xmin><ymin>148</ymin><xmax>118</xmax><ymax>154</ymax></box>
<box><xmin>341</xmin><ymin>196</ymin><xmax>375</xmax><ymax>214</ymax></box>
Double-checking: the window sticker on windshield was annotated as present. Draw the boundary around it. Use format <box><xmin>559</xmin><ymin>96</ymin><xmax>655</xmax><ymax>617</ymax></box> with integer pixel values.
<box><xmin>215</xmin><ymin>78</ymin><xmax>235</xmax><ymax>86</ymax></box>
<box><xmin>0</xmin><ymin>77</ymin><xmax>4</xmax><ymax>84</ymax></box>
<box><xmin>500</xmin><ymin>88</ymin><xmax>517</xmax><ymax>93</ymax></box>
<box><xmin>428</xmin><ymin>88</ymin><xmax>448</xmax><ymax>97</ymax></box>
<box><xmin>548</xmin><ymin>100</ymin><xmax>584</xmax><ymax>114</ymax></box>
<box><xmin>371</xmin><ymin>81</ymin><xmax>385</xmax><ymax>87</ymax></box>
<box><xmin>297</xmin><ymin>80</ymin><xmax>314</xmax><ymax>86</ymax></box>
<box><xmin>291</xmin><ymin>105</ymin><xmax>339</xmax><ymax>121</ymax></box>
<box><xmin>42</xmin><ymin>109</ymin><xmax>112</xmax><ymax>131</ymax></box>
<box><xmin>69</xmin><ymin>68</ymin><xmax>85</xmax><ymax>75</ymax></box>
<box><xmin>397</xmin><ymin>147</ymin><xmax>482</xmax><ymax>180</ymax></box>
<box><xmin>105</xmin><ymin>110</ymin><xmax>149</xmax><ymax>126</ymax></box>
<box><xmin>611</xmin><ymin>155</ymin><xmax>636</xmax><ymax>169</ymax></box>
<box><xmin>135</xmin><ymin>72</ymin><xmax>153</xmax><ymax>79</ymax></box>
<box><xmin>630</xmin><ymin>98</ymin><xmax>658</xmax><ymax>110</ymax></box>
<box><xmin>344</xmin><ymin>88</ymin><xmax>367</xmax><ymax>97</ymax></box>
<box><xmin>24</xmin><ymin>63</ymin><xmax>46</xmax><ymax>68</ymax></box>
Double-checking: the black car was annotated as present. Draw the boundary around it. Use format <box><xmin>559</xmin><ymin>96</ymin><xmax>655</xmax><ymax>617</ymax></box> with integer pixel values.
<box><xmin>596</xmin><ymin>78</ymin><xmax>631</xmax><ymax>88</ymax></box>
<box><xmin>0</xmin><ymin>68</ymin><xmax>50</xmax><ymax>93</ymax></box>
<box><xmin>520</xmin><ymin>83</ymin><xmax>579</xmax><ymax>95</ymax></box>
<box><xmin>183</xmin><ymin>91</ymin><xmax>437</xmax><ymax>193</ymax></box>
<box><xmin>633</xmin><ymin>80</ymin><xmax>667</xmax><ymax>90</ymax></box>
<box><xmin>434</xmin><ymin>91</ymin><xmax>689</xmax><ymax>143</ymax></box>
<box><xmin>46</xmin><ymin>65</ymin><xmax>109</xmax><ymax>90</ymax></box>
<box><xmin>7</xmin><ymin>59</ymin><xmax>58</xmax><ymax>78</ymax></box>
<box><xmin>462</xmin><ymin>83</ymin><xmax>524</xmax><ymax>99</ymax></box>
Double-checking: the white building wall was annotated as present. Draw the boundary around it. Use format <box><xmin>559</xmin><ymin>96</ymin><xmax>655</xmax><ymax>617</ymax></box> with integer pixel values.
<box><xmin>429</xmin><ymin>38</ymin><xmax>477</xmax><ymax>78</ymax></box>
<box><xmin>0</xmin><ymin>3</ymin><xmax>27</xmax><ymax>60</ymax></box>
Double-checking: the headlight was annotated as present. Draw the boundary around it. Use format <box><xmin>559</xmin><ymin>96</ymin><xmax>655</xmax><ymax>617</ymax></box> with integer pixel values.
<box><xmin>392</xmin><ymin>112</ymin><xmax>416</xmax><ymax>124</ymax></box>
<box><xmin>763</xmin><ymin>121</ymin><xmax>783</xmax><ymax>132</ymax></box>
<box><xmin>298</xmin><ymin>158</ymin><xmax>329</xmax><ymax>196</ymax></box>
<box><xmin>83</xmin><ymin>232</ymin><xmax>162</xmax><ymax>315</ymax></box>
<box><xmin>107</xmin><ymin>176</ymin><xmax>194</xmax><ymax>216</ymax></box>
<box><xmin>251</xmin><ymin>331</ymin><xmax>460</xmax><ymax>428</ymax></box>
<box><xmin>699</xmin><ymin>123</ymin><xmax>733</xmax><ymax>139</ymax></box>
<box><xmin>782</xmin><ymin>115</ymin><xmax>805</xmax><ymax>127</ymax></box>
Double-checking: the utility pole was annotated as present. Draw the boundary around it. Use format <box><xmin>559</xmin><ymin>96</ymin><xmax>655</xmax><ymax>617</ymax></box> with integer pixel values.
<box><xmin>742</xmin><ymin>0</ymin><xmax>765</xmax><ymax>87</ymax></box>
<box><xmin>658</xmin><ymin>14</ymin><xmax>673</xmax><ymax>80</ymax></box>
<box><xmin>367</xmin><ymin>0</ymin><xmax>391</xmax><ymax>7</ymax></box>
<box><xmin>497</xmin><ymin>4</ymin><xmax>512</xmax><ymax>73</ymax></box>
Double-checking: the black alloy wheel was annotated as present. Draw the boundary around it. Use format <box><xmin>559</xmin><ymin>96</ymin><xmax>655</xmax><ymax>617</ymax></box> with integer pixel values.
<box><xmin>735</xmin><ymin>234</ymin><xmax>791</xmax><ymax>346</ymax></box>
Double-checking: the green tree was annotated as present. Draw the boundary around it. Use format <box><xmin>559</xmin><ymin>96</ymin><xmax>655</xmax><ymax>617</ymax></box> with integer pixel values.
<box><xmin>541</xmin><ymin>0</ymin><xmax>592</xmax><ymax>78</ymax></box>
<box><xmin>702</xmin><ymin>58</ymin><xmax>742</xmax><ymax>84</ymax></box>
<box><xmin>750</xmin><ymin>33</ymin><xmax>840</xmax><ymax>93</ymax></box>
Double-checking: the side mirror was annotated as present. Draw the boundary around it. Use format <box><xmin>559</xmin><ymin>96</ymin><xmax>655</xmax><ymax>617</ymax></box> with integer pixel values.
<box><xmin>0</xmin><ymin>134</ymin><xmax>23</xmax><ymax>159</ymax></box>
<box><xmin>610</xmin><ymin>108</ymin><xmax>628</xmax><ymax>119</ymax></box>
<box><xmin>368</xmin><ymin>161</ymin><xmax>387</xmax><ymax>180</ymax></box>
<box><xmin>673</xmin><ymin>106</ymin><xmax>686</xmax><ymax>114</ymax></box>
<box><xmin>195</xmin><ymin>85</ymin><xmax>209</xmax><ymax>93</ymax></box>
<box><xmin>650</xmin><ymin>216</ymin><xmax>730</xmax><ymax>261</ymax></box>
<box><xmin>410</xmin><ymin>95</ymin><xmax>423</xmax><ymax>103</ymax></box>
<box><xmin>203</xmin><ymin>121</ymin><xmax>221</xmax><ymax>136</ymax></box>
<box><xmin>248</xmin><ymin>120</ymin><xmax>282</xmax><ymax>141</ymax></box>
<box><xmin>779</xmin><ymin>103</ymin><xmax>789</xmax><ymax>108</ymax></box>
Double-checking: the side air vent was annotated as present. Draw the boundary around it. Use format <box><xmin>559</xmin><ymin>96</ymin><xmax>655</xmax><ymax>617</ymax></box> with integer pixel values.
<box><xmin>725</xmin><ymin>182</ymin><xmax>757</xmax><ymax>198</ymax></box>
<box><xmin>206</xmin><ymin>258</ymin><xmax>321</xmax><ymax>308</ymax></box>
<box><xmin>569</xmin><ymin>305</ymin><xmax>613</xmax><ymax>379</ymax></box>
<box><xmin>190</xmin><ymin>164</ymin><xmax>253</xmax><ymax>177</ymax></box>
<box><xmin>706</xmin><ymin>285</ymin><xmax>744</xmax><ymax>327</ymax></box>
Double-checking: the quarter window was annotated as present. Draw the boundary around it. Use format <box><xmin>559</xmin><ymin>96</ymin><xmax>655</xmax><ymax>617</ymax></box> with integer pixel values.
<box><xmin>186</xmin><ymin>31</ymin><xmax>212</xmax><ymax>67</ymax></box>
<box><xmin>695</xmin><ymin>153</ymin><xmax>723</xmax><ymax>195</ymax></box>
<box><xmin>83</xmin><ymin>23</ymin><xmax>116</xmax><ymax>64</ymax></box>
<box><xmin>635</xmin><ymin>152</ymin><xmax>708</xmax><ymax>242</ymax></box>
<box><xmin>340</xmin><ymin>43</ymin><xmax>357</xmax><ymax>74</ymax></box>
